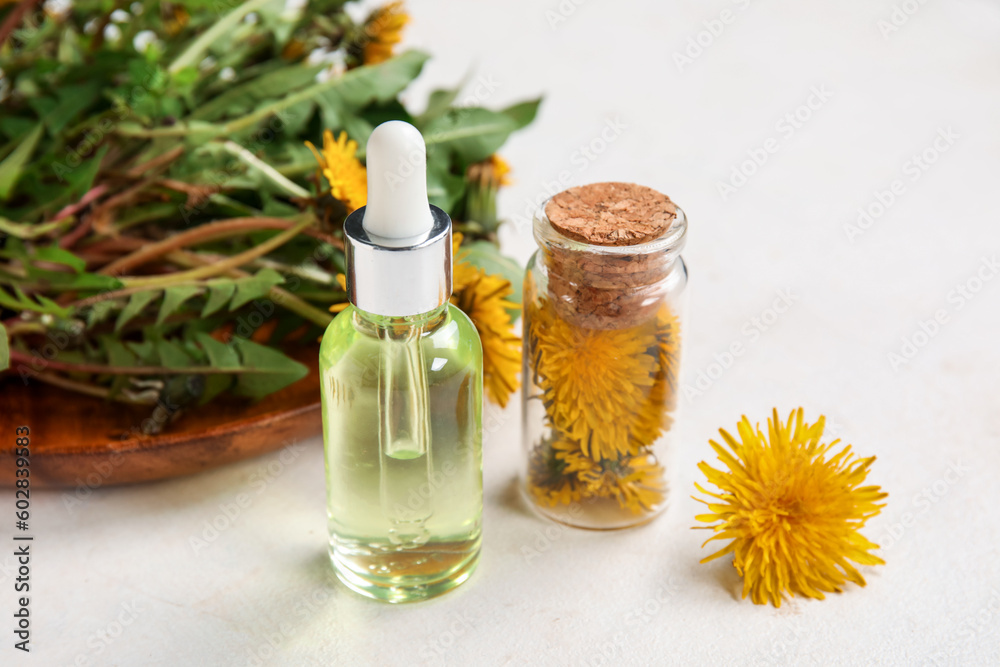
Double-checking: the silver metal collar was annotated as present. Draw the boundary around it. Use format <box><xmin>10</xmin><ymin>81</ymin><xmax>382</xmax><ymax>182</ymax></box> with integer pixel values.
<box><xmin>344</xmin><ymin>205</ymin><xmax>452</xmax><ymax>317</ymax></box>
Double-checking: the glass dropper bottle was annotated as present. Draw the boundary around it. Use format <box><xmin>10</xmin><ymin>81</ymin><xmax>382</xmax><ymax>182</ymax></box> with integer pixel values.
<box><xmin>320</xmin><ymin>121</ymin><xmax>484</xmax><ymax>603</ymax></box>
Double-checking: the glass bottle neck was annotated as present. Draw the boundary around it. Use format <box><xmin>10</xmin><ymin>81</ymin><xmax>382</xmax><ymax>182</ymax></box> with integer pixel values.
<box><xmin>352</xmin><ymin>303</ymin><xmax>449</xmax><ymax>339</ymax></box>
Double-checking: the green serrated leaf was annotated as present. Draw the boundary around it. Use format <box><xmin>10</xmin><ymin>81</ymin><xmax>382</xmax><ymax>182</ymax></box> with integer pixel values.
<box><xmin>230</xmin><ymin>268</ymin><xmax>284</xmax><ymax>311</ymax></box>
<box><xmin>35</xmin><ymin>294</ymin><xmax>71</xmax><ymax>315</ymax></box>
<box><xmin>0</xmin><ymin>322</ymin><xmax>8</xmax><ymax>372</ymax></box>
<box><xmin>103</xmin><ymin>337</ymin><xmax>137</xmax><ymax>367</ymax></box>
<box><xmin>126</xmin><ymin>340</ymin><xmax>156</xmax><ymax>364</ymax></box>
<box><xmin>115</xmin><ymin>291</ymin><xmax>161</xmax><ymax>332</ymax></box>
<box><xmin>182</xmin><ymin>338</ymin><xmax>207</xmax><ymax>364</ymax></box>
<box><xmin>101</xmin><ymin>336</ymin><xmax>136</xmax><ymax>397</ymax></box>
<box><xmin>0</xmin><ymin>124</ymin><xmax>43</xmax><ymax>200</ymax></box>
<box><xmin>157</xmin><ymin>285</ymin><xmax>203</xmax><ymax>325</ymax></box>
<box><xmin>275</xmin><ymin>99</ymin><xmax>315</xmax><ymax>136</ymax></box>
<box><xmin>35</xmin><ymin>83</ymin><xmax>101</xmax><ymax>135</ymax></box>
<box><xmin>0</xmin><ymin>288</ymin><xmax>23</xmax><ymax>312</ymax></box>
<box><xmin>308</xmin><ymin>51</ymin><xmax>429</xmax><ymax>151</ymax></box>
<box><xmin>415</xmin><ymin>85</ymin><xmax>463</xmax><ymax>127</ymax></box>
<box><xmin>0</xmin><ymin>237</ymin><xmax>27</xmax><ymax>260</ymax></box>
<box><xmin>232</xmin><ymin>338</ymin><xmax>308</xmax><ymax>399</ymax></box>
<box><xmin>427</xmin><ymin>156</ymin><xmax>465</xmax><ymax>212</ymax></box>
<box><xmin>138</xmin><ymin>51</ymin><xmax>429</xmax><ymax>143</ymax></box>
<box><xmin>260</xmin><ymin>197</ymin><xmax>301</xmax><ymax>218</ymax></box>
<box><xmin>200</xmin><ymin>375</ymin><xmax>233</xmax><ymax>405</ymax></box>
<box><xmin>201</xmin><ymin>280</ymin><xmax>236</xmax><ymax>316</ymax></box>
<box><xmin>85</xmin><ymin>301</ymin><xmax>116</xmax><ymax>328</ymax></box>
<box><xmin>194</xmin><ymin>332</ymin><xmax>240</xmax><ymax>370</ymax></box>
<box><xmin>501</xmin><ymin>98</ymin><xmax>542</xmax><ymax>130</ymax></box>
<box><xmin>47</xmin><ymin>272</ymin><xmax>123</xmax><ymax>291</ymax></box>
<box><xmin>324</xmin><ymin>50</ymin><xmax>428</xmax><ymax>110</ymax></box>
<box><xmin>424</xmin><ymin>108</ymin><xmax>517</xmax><ymax>164</ymax></box>
<box><xmin>191</xmin><ymin>64</ymin><xmax>327</xmax><ymax>121</ymax></box>
<box><xmin>360</xmin><ymin>99</ymin><xmax>413</xmax><ymax>133</ymax></box>
<box><xmin>32</xmin><ymin>245</ymin><xmax>86</xmax><ymax>273</ymax></box>
<box><xmin>156</xmin><ymin>339</ymin><xmax>193</xmax><ymax>368</ymax></box>
<box><xmin>64</xmin><ymin>145</ymin><xmax>109</xmax><ymax>200</ymax></box>
<box><xmin>340</xmin><ymin>115</ymin><xmax>374</xmax><ymax>150</ymax></box>
<box><xmin>0</xmin><ymin>117</ymin><xmax>36</xmax><ymax>143</ymax></box>
<box><xmin>194</xmin><ymin>331</ymin><xmax>240</xmax><ymax>405</ymax></box>
<box><xmin>0</xmin><ymin>286</ymin><xmax>72</xmax><ymax>317</ymax></box>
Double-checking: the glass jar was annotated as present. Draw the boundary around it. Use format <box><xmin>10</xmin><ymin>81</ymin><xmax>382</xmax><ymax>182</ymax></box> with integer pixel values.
<box><xmin>521</xmin><ymin>184</ymin><xmax>688</xmax><ymax>529</ymax></box>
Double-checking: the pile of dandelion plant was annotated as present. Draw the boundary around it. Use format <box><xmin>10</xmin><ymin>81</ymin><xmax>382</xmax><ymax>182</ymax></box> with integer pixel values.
<box><xmin>0</xmin><ymin>0</ymin><xmax>536</xmax><ymax>427</ymax></box>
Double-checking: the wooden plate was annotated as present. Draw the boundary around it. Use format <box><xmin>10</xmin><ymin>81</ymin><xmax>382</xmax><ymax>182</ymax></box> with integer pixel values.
<box><xmin>0</xmin><ymin>345</ymin><xmax>322</xmax><ymax>488</ymax></box>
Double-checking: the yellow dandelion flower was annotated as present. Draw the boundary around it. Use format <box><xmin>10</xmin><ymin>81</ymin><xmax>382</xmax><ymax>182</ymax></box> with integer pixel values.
<box><xmin>556</xmin><ymin>442</ymin><xmax>601</xmax><ymax>477</ymax></box>
<box><xmin>489</xmin><ymin>155</ymin><xmax>512</xmax><ymax>187</ymax></box>
<box><xmin>528</xmin><ymin>299</ymin><xmax>657</xmax><ymax>460</ymax></box>
<box><xmin>305</xmin><ymin>130</ymin><xmax>368</xmax><ymax>213</ymax></box>
<box><xmin>468</xmin><ymin>154</ymin><xmax>513</xmax><ymax>188</ymax></box>
<box><xmin>629</xmin><ymin>377</ymin><xmax>675</xmax><ymax>448</ymax></box>
<box><xmin>694</xmin><ymin>408</ymin><xmax>888</xmax><ymax>607</ymax></box>
<box><xmin>451</xmin><ymin>232</ymin><xmax>477</xmax><ymax>292</ymax></box>
<box><xmin>576</xmin><ymin>451</ymin><xmax>667</xmax><ymax>514</ymax></box>
<box><xmin>631</xmin><ymin>307</ymin><xmax>682</xmax><ymax>444</ymax></box>
<box><xmin>329</xmin><ymin>273</ymin><xmax>349</xmax><ymax>313</ymax></box>
<box><xmin>617</xmin><ymin>452</ymin><xmax>668</xmax><ymax>513</ymax></box>
<box><xmin>527</xmin><ymin>435</ymin><xmax>584</xmax><ymax>507</ymax></box>
<box><xmin>282</xmin><ymin>39</ymin><xmax>306</xmax><ymax>61</ymax></box>
<box><xmin>451</xmin><ymin>268</ymin><xmax>521</xmax><ymax>408</ymax></box>
<box><xmin>165</xmin><ymin>6</ymin><xmax>190</xmax><ymax>36</ymax></box>
<box><xmin>362</xmin><ymin>1</ymin><xmax>409</xmax><ymax>65</ymax></box>
<box><xmin>652</xmin><ymin>306</ymin><xmax>681</xmax><ymax>401</ymax></box>
<box><xmin>450</xmin><ymin>233</ymin><xmax>521</xmax><ymax>407</ymax></box>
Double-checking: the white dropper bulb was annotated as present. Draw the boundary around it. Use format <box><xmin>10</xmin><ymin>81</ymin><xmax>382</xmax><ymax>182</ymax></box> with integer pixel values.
<box><xmin>362</xmin><ymin>121</ymin><xmax>435</xmax><ymax>240</ymax></box>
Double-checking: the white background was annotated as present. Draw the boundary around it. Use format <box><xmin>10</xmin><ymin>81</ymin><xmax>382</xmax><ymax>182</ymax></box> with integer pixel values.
<box><xmin>21</xmin><ymin>0</ymin><xmax>1000</xmax><ymax>665</ymax></box>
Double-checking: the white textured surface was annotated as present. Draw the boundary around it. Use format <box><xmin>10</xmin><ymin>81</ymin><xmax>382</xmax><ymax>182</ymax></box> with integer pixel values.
<box><xmin>23</xmin><ymin>1</ymin><xmax>1000</xmax><ymax>665</ymax></box>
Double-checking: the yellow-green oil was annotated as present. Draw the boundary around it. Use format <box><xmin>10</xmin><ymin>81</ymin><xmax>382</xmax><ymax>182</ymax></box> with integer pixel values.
<box><xmin>320</xmin><ymin>303</ymin><xmax>483</xmax><ymax>602</ymax></box>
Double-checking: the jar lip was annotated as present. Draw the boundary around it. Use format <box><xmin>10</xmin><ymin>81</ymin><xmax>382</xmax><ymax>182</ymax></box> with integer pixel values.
<box><xmin>533</xmin><ymin>197</ymin><xmax>687</xmax><ymax>257</ymax></box>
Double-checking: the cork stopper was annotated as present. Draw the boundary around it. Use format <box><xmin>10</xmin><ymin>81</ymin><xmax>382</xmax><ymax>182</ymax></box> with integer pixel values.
<box><xmin>545</xmin><ymin>182</ymin><xmax>676</xmax><ymax>246</ymax></box>
<box><xmin>540</xmin><ymin>182</ymin><xmax>679</xmax><ymax>330</ymax></box>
